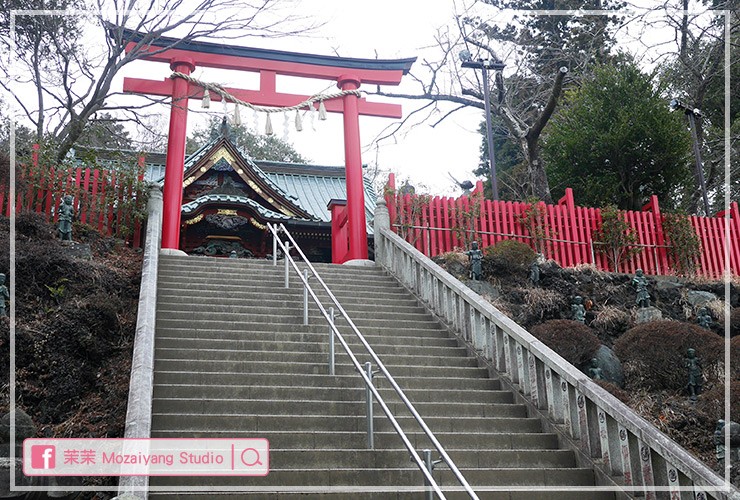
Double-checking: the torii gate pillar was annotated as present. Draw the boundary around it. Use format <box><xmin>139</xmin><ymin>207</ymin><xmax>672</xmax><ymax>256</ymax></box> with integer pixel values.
<box><xmin>161</xmin><ymin>57</ymin><xmax>194</xmax><ymax>250</ymax></box>
<box><xmin>338</xmin><ymin>74</ymin><xmax>368</xmax><ymax>261</ymax></box>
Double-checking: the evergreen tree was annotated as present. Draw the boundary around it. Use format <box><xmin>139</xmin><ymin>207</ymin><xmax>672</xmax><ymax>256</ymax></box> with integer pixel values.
<box><xmin>544</xmin><ymin>59</ymin><xmax>693</xmax><ymax>210</ymax></box>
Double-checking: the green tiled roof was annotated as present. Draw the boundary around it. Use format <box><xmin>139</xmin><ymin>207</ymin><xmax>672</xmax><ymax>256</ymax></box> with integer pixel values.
<box><xmin>256</xmin><ymin>161</ymin><xmax>377</xmax><ymax>233</ymax></box>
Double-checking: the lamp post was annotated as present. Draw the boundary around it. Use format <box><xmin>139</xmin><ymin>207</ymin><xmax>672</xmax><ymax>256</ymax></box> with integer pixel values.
<box><xmin>460</xmin><ymin>50</ymin><xmax>506</xmax><ymax>201</ymax></box>
<box><xmin>670</xmin><ymin>98</ymin><xmax>710</xmax><ymax>215</ymax></box>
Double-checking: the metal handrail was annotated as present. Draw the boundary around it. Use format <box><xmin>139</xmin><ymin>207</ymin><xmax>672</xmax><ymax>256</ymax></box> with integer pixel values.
<box><xmin>269</xmin><ymin>222</ymin><xmax>480</xmax><ymax>500</ymax></box>
<box><xmin>266</xmin><ymin>223</ymin><xmax>447</xmax><ymax>498</ymax></box>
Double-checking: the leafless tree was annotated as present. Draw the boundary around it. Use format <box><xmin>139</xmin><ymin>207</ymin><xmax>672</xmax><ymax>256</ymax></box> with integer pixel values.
<box><xmin>0</xmin><ymin>0</ymin><xmax>313</xmax><ymax>163</ymax></box>
<box><xmin>622</xmin><ymin>0</ymin><xmax>739</xmax><ymax>212</ymax></box>
<box><xmin>370</xmin><ymin>0</ymin><xmax>620</xmax><ymax>204</ymax></box>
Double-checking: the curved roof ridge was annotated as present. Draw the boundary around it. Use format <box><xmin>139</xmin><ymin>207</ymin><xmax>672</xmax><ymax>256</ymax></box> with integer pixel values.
<box><xmin>181</xmin><ymin>193</ymin><xmax>311</xmax><ymax>222</ymax></box>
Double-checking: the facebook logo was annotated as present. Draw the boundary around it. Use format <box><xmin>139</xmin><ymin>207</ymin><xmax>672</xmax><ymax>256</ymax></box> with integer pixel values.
<box><xmin>31</xmin><ymin>445</ymin><xmax>55</xmax><ymax>469</ymax></box>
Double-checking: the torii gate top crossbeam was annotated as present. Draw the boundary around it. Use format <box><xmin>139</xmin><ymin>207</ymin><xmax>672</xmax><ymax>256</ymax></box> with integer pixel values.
<box><xmin>121</xmin><ymin>29</ymin><xmax>416</xmax><ymax>85</ymax></box>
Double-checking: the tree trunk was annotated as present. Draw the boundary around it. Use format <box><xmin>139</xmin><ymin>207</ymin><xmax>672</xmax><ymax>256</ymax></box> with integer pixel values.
<box><xmin>525</xmin><ymin>137</ymin><xmax>553</xmax><ymax>204</ymax></box>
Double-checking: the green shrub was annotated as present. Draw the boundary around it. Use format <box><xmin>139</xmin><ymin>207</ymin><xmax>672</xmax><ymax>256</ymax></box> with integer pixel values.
<box><xmin>613</xmin><ymin>321</ymin><xmax>724</xmax><ymax>391</ymax></box>
<box><xmin>530</xmin><ymin>319</ymin><xmax>601</xmax><ymax>366</ymax></box>
<box><xmin>483</xmin><ymin>239</ymin><xmax>536</xmax><ymax>274</ymax></box>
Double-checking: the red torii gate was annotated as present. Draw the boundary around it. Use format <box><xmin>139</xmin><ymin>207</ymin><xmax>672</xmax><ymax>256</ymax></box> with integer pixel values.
<box><xmin>120</xmin><ymin>30</ymin><xmax>415</xmax><ymax>260</ymax></box>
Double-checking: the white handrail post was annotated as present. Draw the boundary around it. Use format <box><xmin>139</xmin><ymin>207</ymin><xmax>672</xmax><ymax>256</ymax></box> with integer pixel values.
<box><xmin>329</xmin><ymin>307</ymin><xmax>335</xmax><ymax>376</ymax></box>
<box><xmin>284</xmin><ymin>243</ymin><xmax>291</xmax><ymax>288</ymax></box>
<box><xmin>365</xmin><ymin>361</ymin><xmax>374</xmax><ymax>449</ymax></box>
<box><xmin>303</xmin><ymin>269</ymin><xmax>309</xmax><ymax>325</ymax></box>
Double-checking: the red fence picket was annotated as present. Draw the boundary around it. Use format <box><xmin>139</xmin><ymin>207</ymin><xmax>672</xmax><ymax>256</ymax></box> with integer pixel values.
<box><xmin>385</xmin><ymin>179</ymin><xmax>739</xmax><ymax>279</ymax></box>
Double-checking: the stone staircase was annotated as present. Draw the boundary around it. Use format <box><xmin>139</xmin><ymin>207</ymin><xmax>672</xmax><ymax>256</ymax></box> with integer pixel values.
<box><xmin>148</xmin><ymin>254</ymin><xmax>618</xmax><ymax>499</ymax></box>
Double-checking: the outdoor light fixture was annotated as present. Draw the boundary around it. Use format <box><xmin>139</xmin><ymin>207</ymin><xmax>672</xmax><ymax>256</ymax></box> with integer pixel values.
<box><xmin>670</xmin><ymin>98</ymin><xmax>710</xmax><ymax>215</ymax></box>
<box><xmin>460</xmin><ymin>51</ymin><xmax>506</xmax><ymax>201</ymax></box>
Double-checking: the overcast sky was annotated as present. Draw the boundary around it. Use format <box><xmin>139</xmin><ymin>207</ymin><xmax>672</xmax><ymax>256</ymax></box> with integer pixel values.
<box><xmin>11</xmin><ymin>1</ymin><xmax>715</xmax><ymax>196</ymax></box>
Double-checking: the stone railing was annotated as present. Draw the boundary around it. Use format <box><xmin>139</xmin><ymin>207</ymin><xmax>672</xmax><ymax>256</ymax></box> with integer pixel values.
<box><xmin>115</xmin><ymin>184</ymin><xmax>163</xmax><ymax>500</ymax></box>
<box><xmin>374</xmin><ymin>198</ymin><xmax>739</xmax><ymax>500</ymax></box>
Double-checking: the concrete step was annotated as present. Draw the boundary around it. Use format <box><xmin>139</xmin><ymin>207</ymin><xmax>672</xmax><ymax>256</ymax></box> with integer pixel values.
<box><xmin>152</xmin><ymin>372</ymin><xmax>500</xmax><ymax>391</ymax></box>
<box><xmin>149</xmin><ymin>489</ymin><xmax>616</xmax><ymax>500</ymax></box>
<box><xmin>158</xmin><ymin>266</ymin><xmax>399</xmax><ymax>286</ymax></box>
<box><xmin>151</xmin><ymin>398</ymin><xmax>526</xmax><ymax>419</ymax></box>
<box><xmin>154</xmin><ymin>337</ymin><xmax>469</xmax><ymax>358</ymax></box>
<box><xmin>157</xmin><ymin>288</ymin><xmax>422</xmax><ymax>308</ymax></box>
<box><xmin>157</xmin><ymin>276</ymin><xmax>405</xmax><ymax>295</ymax></box>
<box><xmin>147</xmin><ymin>466</ymin><xmax>597</xmax><ymax>487</ymax></box>
<box><xmin>151</xmin><ymin>413</ymin><xmax>540</xmax><ymax>434</ymax></box>
<box><xmin>157</xmin><ymin>276</ymin><xmax>408</xmax><ymax>293</ymax></box>
<box><xmin>157</xmin><ymin>292</ymin><xmax>425</xmax><ymax>313</ymax></box>
<box><xmin>153</xmin><ymin>347</ymin><xmax>480</xmax><ymax>368</ymax></box>
<box><xmin>154</xmin><ymin>329</ymin><xmax>460</xmax><ymax>348</ymax></box>
<box><xmin>151</xmin><ymin>384</ymin><xmax>512</xmax><ymax>404</ymax></box>
<box><xmin>262</xmin><ymin>448</ymin><xmax>574</xmax><ymax>469</ymax></box>
<box><xmin>155</xmin><ymin>303</ymin><xmax>435</xmax><ymax>324</ymax></box>
<box><xmin>148</xmin><ymin>429</ymin><xmax>561</xmax><ymax>451</ymax></box>
<box><xmin>159</xmin><ymin>255</ymin><xmax>384</xmax><ymax>274</ymax></box>
<box><xmin>155</xmin><ymin>318</ymin><xmax>449</xmax><ymax>337</ymax></box>
<box><xmin>153</xmin><ymin>359</ymin><xmax>490</xmax><ymax>379</ymax></box>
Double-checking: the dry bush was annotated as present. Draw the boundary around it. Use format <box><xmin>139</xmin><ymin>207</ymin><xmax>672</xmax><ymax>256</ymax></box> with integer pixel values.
<box><xmin>530</xmin><ymin>319</ymin><xmax>601</xmax><ymax>366</ymax></box>
<box><xmin>522</xmin><ymin>287</ymin><xmax>567</xmax><ymax>321</ymax></box>
<box><xmin>595</xmin><ymin>379</ymin><xmax>630</xmax><ymax>404</ymax></box>
<box><xmin>483</xmin><ymin>239</ymin><xmax>536</xmax><ymax>274</ymax></box>
<box><xmin>438</xmin><ymin>250</ymin><xmax>467</xmax><ymax>265</ymax></box>
<box><xmin>732</xmin><ymin>307</ymin><xmax>740</xmax><ymax>337</ymax></box>
<box><xmin>572</xmin><ymin>262</ymin><xmax>602</xmax><ymax>274</ymax></box>
<box><xmin>705</xmin><ymin>299</ymin><xmax>726</xmax><ymax>322</ymax></box>
<box><xmin>695</xmin><ymin>381</ymin><xmax>740</xmax><ymax>423</ymax></box>
<box><xmin>591</xmin><ymin>305</ymin><xmax>631</xmax><ymax>336</ymax></box>
<box><xmin>730</xmin><ymin>336</ymin><xmax>740</xmax><ymax>380</ymax></box>
<box><xmin>614</xmin><ymin>321</ymin><xmax>724</xmax><ymax>391</ymax></box>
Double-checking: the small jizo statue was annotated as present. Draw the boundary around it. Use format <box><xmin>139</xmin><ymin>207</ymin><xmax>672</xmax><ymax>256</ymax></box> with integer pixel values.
<box><xmin>587</xmin><ymin>358</ymin><xmax>603</xmax><ymax>381</ymax></box>
<box><xmin>466</xmin><ymin>241</ymin><xmax>483</xmax><ymax>281</ymax></box>
<box><xmin>685</xmin><ymin>348</ymin><xmax>703</xmax><ymax>399</ymax></box>
<box><xmin>0</xmin><ymin>273</ymin><xmax>8</xmax><ymax>318</ymax></box>
<box><xmin>58</xmin><ymin>195</ymin><xmax>74</xmax><ymax>241</ymax></box>
<box><xmin>715</xmin><ymin>420</ymin><xmax>727</xmax><ymax>463</ymax></box>
<box><xmin>529</xmin><ymin>261</ymin><xmax>540</xmax><ymax>286</ymax></box>
<box><xmin>697</xmin><ymin>307</ymin><xmax>712</xmax><ymax>329</ymax></box>
<box><xmin>571</xmin><ymin>296</ymin><xmax>586</xmax><ymax>324</ymax></box>
<box><xmin>633</xmin><ymin>269</ymin><xmax>651</xmax><ymax>308</ymax></box>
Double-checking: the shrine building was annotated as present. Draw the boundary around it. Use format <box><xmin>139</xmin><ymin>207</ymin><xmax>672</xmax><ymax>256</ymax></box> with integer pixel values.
<box><xmin>144</xmin><ymin>122</ymin><xmax>377</xmax><ymax>262</ymax></box>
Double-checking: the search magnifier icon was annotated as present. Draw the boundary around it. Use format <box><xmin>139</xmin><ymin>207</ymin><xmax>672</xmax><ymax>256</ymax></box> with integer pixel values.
<box><xmin>240</xmin><ymin>448</ymin><xmax>262</xmax><ymax>467</ymax></box>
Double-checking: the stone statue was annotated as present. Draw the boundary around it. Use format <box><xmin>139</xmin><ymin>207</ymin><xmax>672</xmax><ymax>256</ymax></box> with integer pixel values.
<box><xmin>229</xmin><ymin>250</ymin><xmax>238</xmax><ymax>259</ymax></box>
<box><xmin>466</xmin><ymin>241</ymin><xmax>483</xmax><ymax>281</ymax></box>
<box><xmin>715</xmin><ymin>420</ymin><xmax>727</xmax><ymax>463</ymax></box>
<box><xmin>571</xmin><ymin>296</ymin><xmax>586</xmax><ymax>324</ymax></box>
<box><xmin>0</xmin><ymin>274</ymin><xmax>7</xmax><ymax>318</ymax></box>
<box><xmin>587</xmin><ymin>358</ymin><xmax>603</xmax><ymax>380</ymax></box>
<box><xmin>697</xmin><ymin>307</ymin><xmax>712</xmax><ymax>329</ymax></box>
<box><xmin>58</xmin><ymin>195</ymin><xmax>74</xmax><ymax>241</ymax></box>
<box><xmin>529</xmin><ymin>261</ymin><xmax>540</xmax><ymax>286</ymax></box>
<box><xmin>685</xmin><ymin>348</ymin><xmax>703</xmax><ymax>399</ymax></box>
<box><xmin>633</xmin><ymin>269</ymin><xmax>650</xmax><ymax>308</ymax></box>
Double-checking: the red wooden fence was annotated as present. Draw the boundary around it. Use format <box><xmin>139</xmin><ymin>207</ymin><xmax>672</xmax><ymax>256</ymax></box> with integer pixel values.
<box><xmin>385</xmin><ymin>174</ymin><xmax>740</xmax><ymax>279</ymax></box>
<box><xmin>2</xmin><ymin>145</ymin><xmax>146</xmax><ymax>247</ymax></box>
